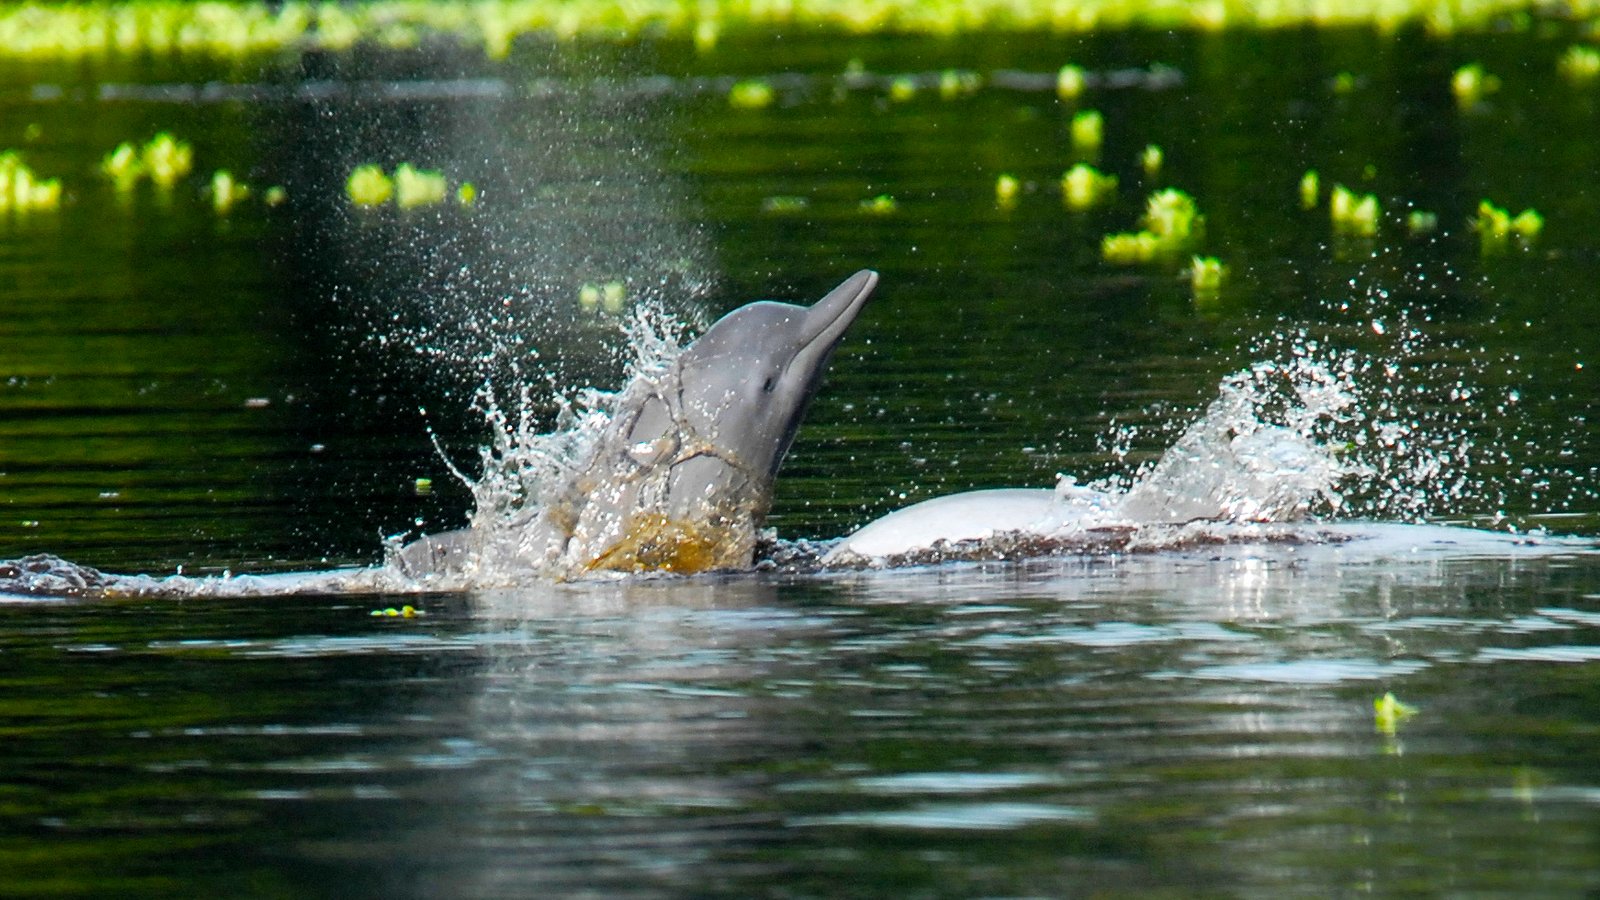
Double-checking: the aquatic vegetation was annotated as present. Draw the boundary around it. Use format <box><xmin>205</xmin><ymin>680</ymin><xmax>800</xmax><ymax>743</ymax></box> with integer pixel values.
<box><xmin>346</xmin><ymin>164</ymin><xmax>393</xmax><ymax>206</ymax></box>
<box><xmin>1101</xmin><ymin>188</ymin><xmax>1204</xmax><ymax>263</ymax></box>
<box><xmin>1141</xmin><ymin>144</ymin><xmax>1163</xmax><ymax>179</ymax></box>
<box><xmin>995</xmin><ymin>174</ymin><xmax>1021</xmax><ymax>207</ymax></box>
<box><xmin>456</xmin><ymin>182</ymin><xmax>478</xmax><ymax>206</ymax></box>
<box><xmin>1558</xmin><ymin>45</ymin><xmax>1600</xmax><ymax>82</ymax></box>
<box><xmin>263</xmin><ymin>185</ymin><xmax>287</xmax><ymax>207</ymax></box>
<box><xmin>888</xmin><ymin>75</ymin><xmax>918</xmax><ymax>102</ymax></box>
<box><xmin>1329</xmin><ymin>184</ymin><xmax>1380</xmax><ymax>236</ymax></box>
<box><xmin>1056</xmin><ymin>64</ymin><xmax>1086</xmax><ymax>100</ymax></box>
<box><xmin>1060</xmin><ymin>163</ymin><xmax>1116</xmax><ymax>210</ymax></box>
<box><xmin>760</xmin><ymin>195</ymin><xmax>809</xmax><ymax>214</ymax></box>
<box><xmin>393</xmin><ymin>163</ymin><xmax>448</xmax><ymax>209</ymax></box>
<box><xmin>100</xmin><ymin>142</ymin><xmax>143</xmax><ymax>191</ymax></box>
<box><xmin>0</xmin><ymin>151</ymin><xmax>62</xmax><ymax>213</ymax></box>
<box><xmin>859</xmin><ymin>194</ymin><xmax>898</xmax><ymax>215</ymax></box>
<box><xmin>577</xmin><ymin>280</ymin><xmax>628</xmax><ymax>314</ymax></box>
<box><xmin>1373</xmin><ymin>692</ymin><xmax>1417</xmax><ymax>735</ymax></box>
<box><xmin>938</xmin><ymin>69</ymin><xmax>981</xmax><ymax>99</ymax></box>
<box><xmin>1406</xmin><ymin>209</ymin><xmax>1438</xmax><ymax>236</ymax></box>
<box><xmin>141</xmin><ymin>132</ymin><xmax>193</xmax><ymax>189</ymax></box>
<box><xmin>1299</xmin><ymin>170</ymin><xmax>1320</xmax><ymax>209</ymax></box>
<box><xmin>1189</xmin><ymin>255</ymin><xmax>1226</xmax><ymax>296</ymax></box>
<box><xmin>1101</xmin><ymin>230</ymin><xmax>1159</xmax><ymax>264</ymax></box>
<box><xmin>414</xmin><ymin>477</ymin><xmax>433</xmax><ymax>495</ymax></box>
<box><xmin>728</xmin><ymin>79</ymin><xmax>774</xmax><ymax>110</ymax></box>
<box><xmin>1451</xmin><ymin>63</ymin><xmax>1500</xmax><ymax>107</ymax></box>
<box><xmin>209</xmin><ymin>169</ymin><xmax>249</xmax><ymax>214</ymax></box>
<box><xmin>0</xmin><ymin>1</ymin><xmax>1596</xmax><ymax>64</ymax></box>
<box><xmin>370</xmin><ymin>604</ymin><xmax>424</xmax><ymax>617</ymax></box>
<box><xmin>1070</xmin><ymin>109</ymin><xmax>1104</xmax><ymax>151</ymax></box>
<box><xmin>1474</xmin><ymin>200</ymin><xmax>1543</xmax><ymax>252</ymax></box>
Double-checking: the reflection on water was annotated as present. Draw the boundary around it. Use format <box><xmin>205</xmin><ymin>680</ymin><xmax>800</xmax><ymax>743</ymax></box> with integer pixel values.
<box><xmin>3</xmin><ymin>548</ymin><xmax>1599</xmax><ymax>896</ymax></box>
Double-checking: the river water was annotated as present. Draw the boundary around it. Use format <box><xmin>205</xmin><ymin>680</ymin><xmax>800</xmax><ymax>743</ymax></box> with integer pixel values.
<box><xmin>2</xmin><ymin>27</ymin><xmax>1599</xmax><ymax>897</ymax></box>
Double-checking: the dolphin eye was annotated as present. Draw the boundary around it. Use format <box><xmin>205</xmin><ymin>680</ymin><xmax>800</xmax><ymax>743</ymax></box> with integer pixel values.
<box><xmin>761</xmin><ymin>375</ymin><xmax>776</xmax><ymax>393</ymax></box>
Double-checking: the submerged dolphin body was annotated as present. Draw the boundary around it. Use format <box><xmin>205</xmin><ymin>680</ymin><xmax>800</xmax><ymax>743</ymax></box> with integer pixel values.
<box><xmin>399</xmin><ymin>270</ymin><xmax>879</xmax><ymax>580</ymax></box>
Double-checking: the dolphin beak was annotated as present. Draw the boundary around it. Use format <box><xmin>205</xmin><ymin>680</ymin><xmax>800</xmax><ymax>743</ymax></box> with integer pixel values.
<box><xmin>799</xmin><ymin>269</ymin><xmax>878</xmax><ymax>352</ymax></box>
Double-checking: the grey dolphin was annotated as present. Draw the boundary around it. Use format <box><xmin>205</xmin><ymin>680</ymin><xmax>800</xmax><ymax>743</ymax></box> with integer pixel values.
<box><xmin>398</xmin><ymin>269</ymin><xmax>879</xmax><ymax>579</ymax></box>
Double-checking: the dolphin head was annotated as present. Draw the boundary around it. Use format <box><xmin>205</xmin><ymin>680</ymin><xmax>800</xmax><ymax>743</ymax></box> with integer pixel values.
<box><xmin>670</xmin><ymin>268</ymin><xmax>879</xmax><ymax>479</ymax></box>
<box><xmin>571</xmin><ymin>269</ymin><xmax>878</xmax><ymax>573</ymax></box>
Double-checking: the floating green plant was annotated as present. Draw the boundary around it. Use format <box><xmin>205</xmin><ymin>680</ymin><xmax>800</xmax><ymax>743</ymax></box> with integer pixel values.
<box><xmin>456</xmin><ymin>182</ymin><xmax>478</xmax><ymax>206</ymax></box>
<box><xmin>1061</xmin><ymin>163</ymin><xmax>1116</xmax><ymax>210</ymax></box>
<box><xmin>1451</xmin><ymin>63</ymin><xmax>1500</xmax><ymax>106</ymax></box>
<box><xmin>1329</xmin><ymin>184</ymin><xmax>1379</xmax><ymax>236</ymax></box>
<box><xmin>394</xmin><ymin>163</ymin><xmax>447</xmax><ymax>208</ymax></box>
<box><xmin>693</xmin><ymin>18</ymin><xmax>719</xmax><ymax>52</ymax></box>
<box><xmin>578</xmin><ymin>280</ymin><xmax>626</xmax><ymax>313</ymax></box>
<box><xmin>728</xmin><ymin>79</ymin><xmax>774</xmax><ymax>110</ymax></box>
<box><xmin>1373</xmin><ymin>692</ymin><xmax>1417</xmax><ymax>736</ymax></box>
<box><xmin>888</xmin><ymin>75</ymin><xmax>918</xmax><ymax>102</ymax></box>
<box><xmin>938</xmin><ymin>69</ymin><xmax>981</xmax><ymax>99</ymax></box>
<box><xmin>1189</xmin><ymin>255</ymin><xmax>1226</xmax><ymax>297</ymax></box>
<box><xmin>1406</xmin><ymin>209</ymin><xmax>1438</xmax><ymax>236</ymax></box>
<box><xmin>100</xmin><ymin>142</ymin><xmax>143</xmax><ymax>191</ymax></box>
<box><xmin>264</xmin><ymin>185</ymin><xmax>287</xmax><ymax>207</ymax></box>
<box><xmin>1140</xmin><ymin>144</ymin><xmax>1163</xmax><ymax>179</ymax></box>
<box><xmin>0</xmin><ymin>1</ymin><xmax>1597</xmax><ymax>64</ymax></box>
<box><xmin>1558</xmin><ymin>45</ymin><xmax>1600</xmax><ymax>82</ymax></box>
<box><xmin>142</xmin><ymin>132</ymin><xmax>193</xmax><ymax>189</ymax></box>
<box><xmin>995</xmin><ymin>174</ymin><xmax>1021</xmax><ymax>207</ymax></box>
<box><xmin>209</xmin><ymin>169</ymin><xmax>249</xmax><ymax>214</ymax></box>
<box><xmin>1101</xmin><ymin>187</ymin><xmax>1203</xmax><ymax>263</ymax></box>
<box><xmin>760</xmin><ymin>195</ymin><xmax>809</xmax><ymax>214</ymax></box>
<box><xmin>1070</xmin><ymin>109</ymin><xmax>1104</xmax><ymax>151</ymax></box>
<box><xmin>414</xmin><ymin>477</ymin><xmax>433</xmax><ymax>495</ymax></box>
<box><xmin>1056</xmin><ymin>64</ymin><xmax>1086</xmax><ymax>100</ymax></box>
<box><xmin>1100</xmin><ymin>231</ymin><xmax>1157</xmax><ymax>264</ymax></box>
<box><xmin>1474</xmin><ymin>199</ymin><xmax>1542</xmax><ymax>253</ymax></box>
<box><xmin>346</xmin><ymin>164</ymin><xmax>393</xmax><ymax>206</ymax></box>
<box><xmin>371</xmin><ymin>605</ymin><xmax>424</xmax><ymax>618</ymax></box>
<box><xmin>859</xmin><ymin>194</ymin><xmax>897</xmax><ymax>215</ymax></box>
<box><xmin>0</xmin><ymin>151</ymin><xmax>62</xmax><ymax>213</ymax></box>
<box><xmin>1299</xmin><ymin>170</ymin><xmax>1320</xmax><ymax>209</ymax></box>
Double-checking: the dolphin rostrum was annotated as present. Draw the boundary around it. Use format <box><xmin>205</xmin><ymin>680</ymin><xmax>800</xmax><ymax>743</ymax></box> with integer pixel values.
<box><xmin>397</xmin><ymin>269</ymin><xmax>879</xmax><ymax>580</ymax></box>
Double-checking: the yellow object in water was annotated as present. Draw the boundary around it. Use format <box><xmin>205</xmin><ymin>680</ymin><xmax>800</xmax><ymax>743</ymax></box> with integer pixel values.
<box><xmin>210</xmin><ymin>170</ymin><xmax>249</xmax><ymax>213</ymax></box>
<box><xmin>346</xmin><ymin>164</ymin><xmax>393</xmax><ymax>206</ymax></box>
<box><xmin>1374</xmin><ymin>692</ymin><xmax>1418</xmax><ymax>735</ymax></box>
<box><xmin>142</xmin><ymin>132</ymin><xmax>194</xmax><ymax>189</ymax></box>
<box><xmin>393</xmin><ymin>163</ymin><xmax>447</xmax><ymax>208</ymax></box>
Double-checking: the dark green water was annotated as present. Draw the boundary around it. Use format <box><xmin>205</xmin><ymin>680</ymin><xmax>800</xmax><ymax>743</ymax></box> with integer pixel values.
<box><xmin>3</xmin><ymin>28</ymin><xmax>1600</xmax><ymax>897</ymax></box>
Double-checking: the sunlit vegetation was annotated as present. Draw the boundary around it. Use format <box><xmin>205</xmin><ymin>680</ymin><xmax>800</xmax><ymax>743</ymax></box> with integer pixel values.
<box><xmin>1451</xmin><ymin>62</ymin><xmax>1500</xmax><ymax>106</ymax></box>
<box><xmin>0</xmin><ymin>150</ymin><xmax>61</xmax><ymax>212</ymax></box>
<box><xmin>578</xmin><ymin>280</ymin><xmax>627</xmax><ymax>314</ymax></box>
<box><xmin>995</xmin><ymin>173</ymin><xmax>1020</xmax><ymax>208</ymax></box>
<box><xmin>344</xmin><ymin>163</ymin><xmax>466</xmax><ymax>209</ymax></box>
<box><xmin>1189</xmin><ymin>255</ymin><xmax>1226</xmax><ymax>302</ymax></box>
<box><xmin>728</xmin><ymin>78</ymin><xmax>774</xmax><ymax>109</ymax></box>
<box><xmin>1060</xmin><ymin>163</ymin><xmax>1116</xmax><ymax>211</ymax></box>
<box><xmin>1102</xmin><ymin>188</ymin><xmax>1203</xmax><ymax>263</ymax></box>
<box><xmin>1069</xmin><ymin>109</ymin><xmax>1103</xmax><ymax>151</ymax></box>
<box><xmin>1140</xmin><ymin>144</ymin><xmax>1162</xmax><ymax>179</ymax></box>
<box><xmin>1329</xmin><ymin>184</ymin><xmax>1380</xmax><ymax>237</ymax></box>
<box><xmin>1474</xmin><ymin>199</ymin><xmax>1543</xmax><ymax>253</ymax></box>
<box><xmin>1558</xmin><ymin>44</ymin><xmax>1600</xmax><ymax>82</ymax></box>
<box><xmin>209</xmin><ymin>169</ymin><xmax>248</xmax><ymax>213</ymax></box>
<box><xmin>1055</xmin><ymin>64</ymin><xmax>1086</xmax><ymax>99</ymax></box>
<box><xmin>4</xmin><ymin>0</ymin><xmax>1595</xmax><ymax>64</ymax></box>
<box><xmin>859</xmin><ymin>194</ymin><xmax>897</xmax><ymax>215</ymax></box>
<box><xmin>100</xmin><ymin>132</ymin><xmax>193</xmax><ymax>191</ymax></box>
